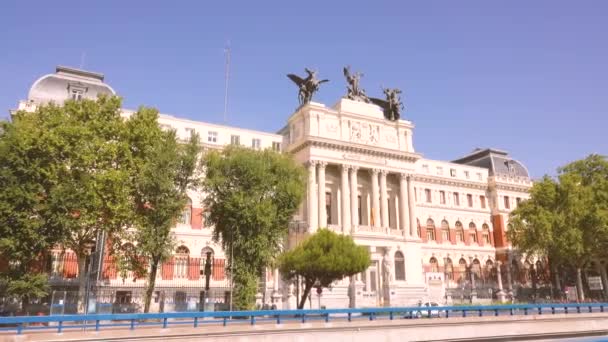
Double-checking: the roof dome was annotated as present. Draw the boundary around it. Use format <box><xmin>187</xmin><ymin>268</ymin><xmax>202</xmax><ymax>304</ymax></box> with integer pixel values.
<box><xmin>28</xmin><ymin>66</ymin><xmax>115</xmax><ymax>105</ymax></box>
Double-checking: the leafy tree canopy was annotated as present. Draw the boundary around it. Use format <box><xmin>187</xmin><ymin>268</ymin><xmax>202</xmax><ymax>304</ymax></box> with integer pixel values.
<box><xmin>278</xmin><ymin>229</ymin><xmax>371</xmax><ymax>309</ymax></box>
<box><xmin>509</xmin><ymin>154</ymin><xmax>608</xmax><ymax>300</ymax></box>
<box><xmin>202</xmin><ymin>146</ymin><xmax>306</xmax><ymax>310</ymax></box>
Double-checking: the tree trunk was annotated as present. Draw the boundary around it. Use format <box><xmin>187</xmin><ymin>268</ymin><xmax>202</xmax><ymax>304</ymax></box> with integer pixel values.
<box><xmin>144</xmin><ymin>258</ymin><xmax>159</xmax><ymax>313</ymax></box>
<box><xmin>77</xmin><ymin>253</ymin><xmax>88</xmax><ymax>313</ymax></box>
<box><xmin>576</xmin><ymin>267</ymin><xmax>585</xmax><ymax>302</ymax></box>
<box><xmin>552</xmin><ymin>265</ymin><xmax>561</xmax><ymax>299</ymax></box>
<box><xmin>298</xmin><ymin>281</ymin><xmax>313</xmax><ymax>310</ymax></box>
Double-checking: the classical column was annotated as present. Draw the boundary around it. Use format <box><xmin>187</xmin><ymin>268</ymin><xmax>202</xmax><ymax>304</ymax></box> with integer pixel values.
<box><xmin>399</xmin><ymin>173</ymin><xmax>410</xmax><ymax>235</ymax></box>
<box><xmin>350</xmin><ymin>166</ymin><xmax>359</xmax><ymax>232</ymax></box>
<box><xmin>407</xmin><ymin>174</ymin><xmax>417</xmax><ymax>237</ymax></box>
<box><xmin>379</xmin><ymin>170</ymin><xmax>389</xmax><ymax>228</ymax></box>
<box><xmin>370</xmin><ymin>169</ymin><xmax>380</xmax><ymax>228</ymax></box>
<box><xmin>318</xmin><ymin>162</ymin><xmax>327</xmax><ymax>228</ymax></box>
<box><xmin>341</xmin><ymin>165</ymin><xmax>351</xmax><ymax>233</ymax></box>
<box><xmin>307</xmin><ymin>161</ymin><xmax>318</xmax><ymax>233</ymax></box>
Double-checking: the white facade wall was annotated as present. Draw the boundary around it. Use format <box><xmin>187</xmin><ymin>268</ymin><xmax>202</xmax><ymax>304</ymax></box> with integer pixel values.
<box><xmin>12</xmin><ymin>67</ymin><xmax>533</xmax><ymax>310</ymax></box>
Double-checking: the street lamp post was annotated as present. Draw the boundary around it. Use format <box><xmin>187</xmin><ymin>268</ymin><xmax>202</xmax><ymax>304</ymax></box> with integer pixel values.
<box><xmin>83</xmin><ymin>241</ymin><xmax>96</xmax><ymax>315</ymax></box>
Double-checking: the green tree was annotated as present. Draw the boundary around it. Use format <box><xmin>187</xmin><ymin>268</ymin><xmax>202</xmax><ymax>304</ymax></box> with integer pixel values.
<box><xmin>277</xmin><ymin>229</ymin><xmax>371</xmax><ymax>309</ymax></box>
<box><xmin>125</xmin><ymin>107</ymin><xmax>200</xmax><ymax>313</ymax></box>
<box><xmin>509</xmin><ymin>154</ymin><xmax>608</xmax><ymax>300</ymax></box>
<box><xmin>202</xmin><ymin>146</ymin><xmax>306</xmax><ymax>310</ymax></box>
<box><xmin>0</xmin><ymin>115</ymin><xmax>61</xmax><ymax>309</ymax></box>
<box><xmin>0</xmin><ymin>97</ymin><xmax>133</xmax><ymax>312</ymax></box>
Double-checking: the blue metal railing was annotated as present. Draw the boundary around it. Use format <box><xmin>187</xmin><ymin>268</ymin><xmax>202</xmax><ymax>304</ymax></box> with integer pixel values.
<box><xmin>1</xmin><ymin>303</ymin><xmax>606</xmax><ymax>335</ymax></box>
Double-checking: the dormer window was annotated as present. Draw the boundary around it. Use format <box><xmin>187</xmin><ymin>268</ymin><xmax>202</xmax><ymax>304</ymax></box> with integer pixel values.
<box><xmin>68</xmin><ymin>84</ymin><xmax>87</xmax><ymax>101</ymax></box>
<box><xmin>71</xmin><ymin>88</ymin><xmax>84</xmax><ymax>101</ymax></box>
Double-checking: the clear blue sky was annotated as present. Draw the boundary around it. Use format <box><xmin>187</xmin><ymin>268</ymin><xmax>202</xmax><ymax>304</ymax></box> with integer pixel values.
<box><xmin>1</xmin><ymin>1</ymin><xmax>606</xmax><ymax>178</ymax></box>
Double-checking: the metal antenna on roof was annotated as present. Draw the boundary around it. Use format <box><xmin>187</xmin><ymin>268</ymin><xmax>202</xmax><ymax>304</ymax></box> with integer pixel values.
<box><xmin>80</xmin><ymin>52</ymin><xmax>86</xmax><ymax>69</ymax></box>
<box><xmin>223</xmin><ymin>41</ymin><xmax>231</xmax><ymax>123</ymax></box>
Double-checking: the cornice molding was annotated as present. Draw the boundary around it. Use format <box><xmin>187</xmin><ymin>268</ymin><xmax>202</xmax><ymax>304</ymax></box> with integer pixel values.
<box><xmin>495</xmin><ymin>183</ymin><xmax>531</xmax><ymax>193</ymax></box>
<box><xmin>288</xmin><ymin>138</ymin><xmax>421</xmax><ymax>162</ymax></box>
<box><xmin>412</xmin><ymin>175</ymin><xmax>488</xmax><ymax>190</ymax></box>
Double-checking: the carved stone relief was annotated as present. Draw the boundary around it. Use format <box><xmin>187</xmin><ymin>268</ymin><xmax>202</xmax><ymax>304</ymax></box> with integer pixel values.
<box><xmin>349</xmin><ymin>120</ymin><xmax>380</xmax><ymax>145</ymax></box>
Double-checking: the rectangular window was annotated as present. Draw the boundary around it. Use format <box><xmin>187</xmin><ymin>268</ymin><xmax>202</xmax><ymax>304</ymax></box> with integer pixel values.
<box><xmin>480</xmin><ymin>195</ymin><xmax>486</xmax><ymax>209</ymax></box>
<box><xmin>442</xmin><ymin>229</ymin><xmax>450</xmax><ymax>241</ymax></box>
<box><xmin>467</xmin><ymin>194</ymin><xmax>473</xmax><ymax>207</ymax></box>
<box><xmin>436</xmin><ymin>166</ymin><xmax>443</xmax><ymax>175</ymax></box>
<box><xmin>422</xmin><ymin>164</ymin><xmax>429</xmax><ymax>173</ymax></box>
<box><xmin>504</xmin><ymin>196</ymin><xmax>510</xmax><ymax>209</ymax></box>
<box><xmin>387</xmin><ymin>198</ymin><xmax>392</xmax><ymax>227</ymax></box>
<box><xmin>453</xmin><ymin>193</ymin><xmax>460</xmax><ymax>206</ymax></box>
<box><xmin>450</xmin><ymin>168</ymin><xmax>457</xmax><ymax>177</ymax></box>
<box><xmin>483</xmin><ymin>232</ymin><xmax>491</xmax><ymax>244</ymax></box>
<box><xmin>439</xmin><ymin>191</ymin><xmax>446</xmax><ymax>204</ymax></box>
<box><xmin>230</xmin><ymin>135</ymin><xmax>240</xmax><ymax>145</ymax></box>
<box><xmin>361</xmin><ymin>271</ymin><xmax>367</xmax><ymax>292</ymax></box>
<box><xmin>516</xmin><ymin>197</ymin><xmax>522</xmax><ymax>205</ymax></box>
<box><xmin>358</xmin><ymin>195</ymin><xmax>363</xmax><ymax>226</ymax></box>
<box><xmin>470</xmin><ymin>233</ymin><xmax>478</xmax><ymax>243</ymax></box>
<box><xmin>427</xmin><ymin>228</ymin><xmax>435</xmax><ymax>241</ymax></box>
<box><xmin>251</xmin><ymin>138</ymin><xmax>261</xmax><ymax>150</ymax></box>
<box><xmin>477</xmin><ymin>172</ymin><xmax>483</xmax><ymax>181</ymax></box>
<box><xmin>464</xmin><ymin>171</ymin><xmax>470</xmax><ymax>179</ymax></box>
<box><xmin>272</xmin><ymin>141</ymin><xmax>281</xmax><ymax>151</ymax></box>
<box><xmin>456</xmin><ymin>230</ymin><xmax>464</xmax><ymax>242</ymax></box>
<box><xmin>208</xmin><ymin>131</ymin><xmax>218</xmax><ymax>143</ymax></box>
<box><xmin>71</xmin><ymin>89</ymin><xmax>84</xmax><ymax>101</ymax></box>
<box><xmin>160</xmin><ymin>124</ymin><xmax>172</xmax><ymax>131</ymax></box>
<box><xmin>425</xmin><ymin>189</ymin><xmax>432</xmax><ymax>203</ymax></box>
<box><xmin>185</xmin><ymin>127</ymin><xmax>195</xmax><ymax>137</ymax></box>
<box><xmin>326</xmin><ymin>192</ymin><xmax>332</xmax><ymax>225</ymax></box>
<box><xmin>370</xmin><ymin>268</ymin><xmax>377</xmax><ymax>292</ymax></box>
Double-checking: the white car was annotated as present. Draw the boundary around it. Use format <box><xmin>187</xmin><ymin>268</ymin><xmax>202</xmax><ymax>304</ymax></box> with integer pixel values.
<box><xmin>412</xmin><ymin>302</ymin><xmax>444</xmax><ymax>318</ymax></box>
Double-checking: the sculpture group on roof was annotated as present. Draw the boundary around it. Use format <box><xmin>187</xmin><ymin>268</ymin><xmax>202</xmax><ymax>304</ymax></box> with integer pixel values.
<box><xmin>287</xmin><ymin>66</ymin><xmax>405</xmax><ymax>122</ymax></box>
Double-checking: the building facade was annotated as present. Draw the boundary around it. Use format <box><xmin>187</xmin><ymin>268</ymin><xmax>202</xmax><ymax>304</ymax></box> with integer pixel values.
<box><xmin>10</xmin><ymin>66</ymin><xmax>536</xmax><ymax>313</ymax></box>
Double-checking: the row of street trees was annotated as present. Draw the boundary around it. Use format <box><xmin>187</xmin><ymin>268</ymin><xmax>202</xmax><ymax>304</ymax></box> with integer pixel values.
<box><xmin>0</xmin><ymin>96</ymin><xmax>313</xmax><ymax>313</ymax></box>
<box><xmin>508</xmin><ymin>154</ymin><xmax>608</xmax><ymax>301</ymax></box>
<box><xmin>0</xmin><ymin>97</ymin><xmax>201</xmax><ymax>313</ymax></box>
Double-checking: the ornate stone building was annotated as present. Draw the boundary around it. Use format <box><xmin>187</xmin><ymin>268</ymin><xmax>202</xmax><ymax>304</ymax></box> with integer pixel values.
<box><xmin>10</xmin><ymin>66</ymin><xmax>532</xmax><ymax>312</ymax></box>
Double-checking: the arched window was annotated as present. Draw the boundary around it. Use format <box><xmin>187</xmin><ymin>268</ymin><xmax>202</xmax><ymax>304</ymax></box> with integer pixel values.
<box><xmin>485</xmin><ymin>259</ymin><xmax>494</xmax><ymax>281</ymax></box>
<box><xmin>523</xmin><ymin>260</ymin><xmax>532</xmax><ymax>284</ymax></box>
<box><xmin>472</xmin><ymin>258</ymin><xmax>481</xmax><ymax>279</ymax></box>
<box><xmin>482</xmin><ymin>223</ymin><xmax>491</xmax><ymax>245</ymax></box>
<box><xmin>394</xmin><ymin>251</ymin><xmax>405</xmax><ymax>281</ymax></box>
<box><xmin>441</xmin><ymin>220</ymin><xmax>450</xmax><ymax>242</ymax></box>
<box><xmin>535</xmin><ymin>260</ymin><xmax>544</xmax><ymax>283</ymax></box>
<box><xmin>426</xmin><ymin>219</ymin><xmax>436</xmax><ymax>241</ymax></box>
<box><xmin>429</xmin><ymin>257</ymin><xmax>439</xmax><ymax>272</ymax></box>
<box><xmin>458</xmin><ymin>258</ymin><xmax>467</xmax><ymax>282</ymax></box>
<box><xmin>511</xmin><ymin>260</ymin><xmax>520</xmax><ymax>284</ymax></box>
<box><xmin>469</xmin><ymin>222</ymin><xmax>478</xmax><ymax>244</ymax></box>
<box><xmin>175</xmin><ymin>245</ymin><xmax>190</xmax><ymax>279</ymax></box>
<box><xmin>201</xmin><ymin>247</ymin><xmax>214</xmax><ymax>258</ymax></box>
<box><xmin>455</xmin><ymin>221</ymin><xmax>464</xmax><ymax>243</ymax></box>
<box><xmin>179</xmin><ymin>197</ymin><xmax>193</xmax><ymax>225</ymax></box>
<box><xmin>445</xmin><ymin>258</ymin><xmax>454</xmax><ymax>280</ymax></box>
